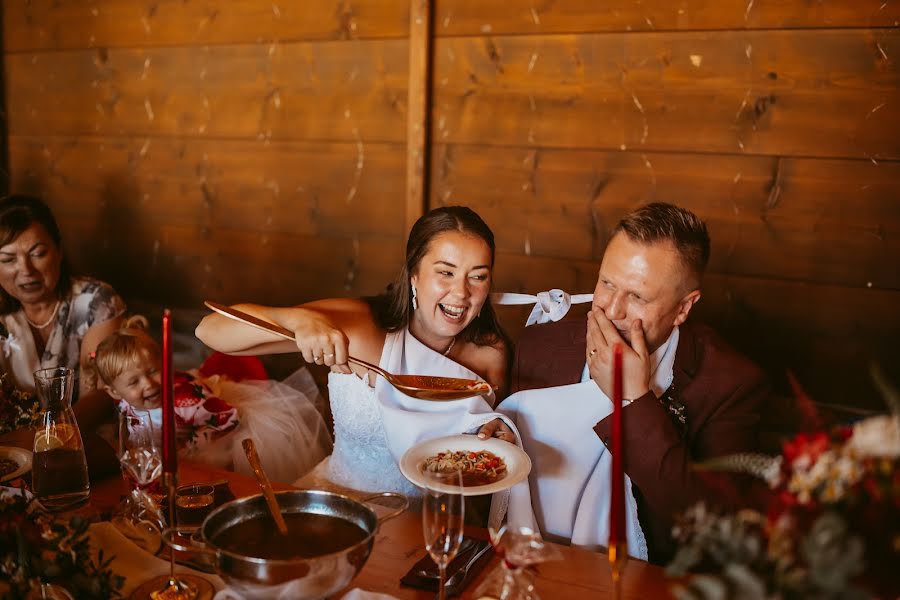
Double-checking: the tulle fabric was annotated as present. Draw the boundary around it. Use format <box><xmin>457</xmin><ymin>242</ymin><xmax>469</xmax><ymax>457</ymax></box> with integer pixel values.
<box><xmin>183</xmin><ymin>368</ymin><xmax>332</xmax><ymax>484</ymax></box>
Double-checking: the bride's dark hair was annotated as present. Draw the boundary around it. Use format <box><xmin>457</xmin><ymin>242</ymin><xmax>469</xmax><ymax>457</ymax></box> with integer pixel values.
<box><xmin>367</xmin><ymin>206</ymin><xmax>507</xmax><ymax>347</ymax></box>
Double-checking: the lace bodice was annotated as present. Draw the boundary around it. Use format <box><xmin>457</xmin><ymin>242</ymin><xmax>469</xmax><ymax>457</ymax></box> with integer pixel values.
<box><xmin>320</xmin><ymin>372</ymin><xmax>420</xmax><ymax>498</ymax></box>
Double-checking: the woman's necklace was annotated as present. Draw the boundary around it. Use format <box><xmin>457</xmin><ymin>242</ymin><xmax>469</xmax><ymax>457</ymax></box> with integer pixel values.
<box><xmin>24</xmin><ymin>300</ymin><xmax>61</xmax><ymax>330</ymax></box>
<box><xmin>443</xmin><ymin>337</ymin><xmax>456</xmax><ymax>356</ymax></box>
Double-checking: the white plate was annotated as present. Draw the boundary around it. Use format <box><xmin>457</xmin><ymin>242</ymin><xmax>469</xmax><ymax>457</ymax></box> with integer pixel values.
<box><xmin>0</xmin><ymin>446</ymin><xmax>33</xmax><ymax>483</ymax></box>
<box><xmin>400</xmin><ymin>434</ymin><xmax>531</xmax><ymax>496</ymax></box>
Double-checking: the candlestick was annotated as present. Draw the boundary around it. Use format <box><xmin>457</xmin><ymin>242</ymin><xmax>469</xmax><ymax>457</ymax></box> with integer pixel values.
<box><xmin>130</xmin><ymin>311</ymin><xmax>212</xmax><ymax>600</ymax></box>
<box><xmin>608</xmin><ymin>343</ymin><xmax>628</xmax><ymax>594</ymax></box>
<box><xmin>161</xmin><ymin>309</ymin><xmax>177</xmax><ymax>474</ymax></box>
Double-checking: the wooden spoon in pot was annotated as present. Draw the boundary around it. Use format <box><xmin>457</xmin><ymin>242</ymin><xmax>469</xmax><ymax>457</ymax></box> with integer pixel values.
<box><xmin>242</xmin><ymin>438</ymin><xmax>288</xmax><ymax>535</ymax></box>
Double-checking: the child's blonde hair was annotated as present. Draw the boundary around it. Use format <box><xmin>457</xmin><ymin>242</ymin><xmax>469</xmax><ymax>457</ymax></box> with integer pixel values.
<box><xmin>91</xmin><ymin>315</ymin><xmax>160</xmax><ymax>387</ymax></box>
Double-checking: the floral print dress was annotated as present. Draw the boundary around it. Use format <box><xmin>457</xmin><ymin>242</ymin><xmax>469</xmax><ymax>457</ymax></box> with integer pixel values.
<box><xmin>0</xmin><ymin>277</ymin><xmax>126</xmax><ymax>399</ymax></box>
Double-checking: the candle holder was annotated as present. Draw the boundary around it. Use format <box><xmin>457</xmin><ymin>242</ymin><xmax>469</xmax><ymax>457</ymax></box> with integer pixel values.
<box><xmin>129</xmin><ymin>473</ymin><xmax>215</xmax><ymax>600</ymax></box>
<box><xmin>130</xmin><ymin>309</ymin><xmax>215</xmax><ymax>600</ymax></box>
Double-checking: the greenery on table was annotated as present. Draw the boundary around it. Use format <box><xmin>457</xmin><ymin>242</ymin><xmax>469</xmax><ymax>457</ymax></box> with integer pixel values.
<box><xmin>667</xmin><ymin>370</ymin><xmax>900</xmax><ymax>600</ymax></box>
<box><xmin>0</xmin><ymin>488</ymin><xmax>124</xmax><ymax>599</ymax></box>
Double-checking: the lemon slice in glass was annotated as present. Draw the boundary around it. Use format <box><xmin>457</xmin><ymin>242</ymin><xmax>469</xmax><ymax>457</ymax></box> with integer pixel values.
<box><xmin>33</xmin><ymin>431</ymin><xmax>64</xmax><ymax>452</ymax></box>
<box><xmin>33</xmin><ymin>424</ymin><xmax>77</xmax><ymax>452</ymax></box>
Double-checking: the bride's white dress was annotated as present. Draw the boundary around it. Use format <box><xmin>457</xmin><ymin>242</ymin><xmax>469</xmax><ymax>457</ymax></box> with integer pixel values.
<box><xmin>297</xmin><ymin>328</ymin><xmax>514</xmax><ymax>500</ymax></box>
<box><xmin>306</xmin><ymin>371</ymin><xmax>420</xmax><ymax>498</ymax></box>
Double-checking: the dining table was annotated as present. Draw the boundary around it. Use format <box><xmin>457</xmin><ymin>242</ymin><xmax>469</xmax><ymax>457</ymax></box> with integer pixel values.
<box><xmin>2</xmin><ymin>426</ymin><xmax>679</xmax><ymax>599</ymax></box>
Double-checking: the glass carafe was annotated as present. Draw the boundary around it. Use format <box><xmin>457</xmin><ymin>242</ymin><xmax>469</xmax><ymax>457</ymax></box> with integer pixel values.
<box><xmin>31</xmin><ymin>367</ymin><xmax>90</xmax><ymax>510</ymax></box>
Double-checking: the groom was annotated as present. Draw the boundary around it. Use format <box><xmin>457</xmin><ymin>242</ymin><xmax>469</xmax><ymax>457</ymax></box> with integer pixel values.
<box><xmin>486</xmin><ymin>203</ymin><xmax>770</xmax><ymax>564</ymax></box>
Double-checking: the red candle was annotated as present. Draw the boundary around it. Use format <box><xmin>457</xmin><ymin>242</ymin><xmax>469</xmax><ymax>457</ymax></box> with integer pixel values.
<box><xmin>609</xmin><ymin>343</ymin><xmax>626</xmax><ymax>554</ymax></box>
<box><xmin>161</xmin><ymin>309</ymin><xmax>177</xmax><ymax>474</ymax></box>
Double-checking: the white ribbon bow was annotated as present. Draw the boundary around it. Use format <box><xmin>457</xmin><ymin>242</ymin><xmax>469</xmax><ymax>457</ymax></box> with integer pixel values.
<box><xmin>0</xmin><ymin>333</ymin><xmax>15</xmax><ymax>359</ymax></box>
<box><xmin>492</xmin><ymin>289</ymin><xmax>594</xmax><ymax>327</ymax></box>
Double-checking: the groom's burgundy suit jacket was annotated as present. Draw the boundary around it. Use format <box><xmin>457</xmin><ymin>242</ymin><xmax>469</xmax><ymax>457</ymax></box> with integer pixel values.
<box><xmin>511</xmin><ymin>318</ymin><xmax>770</xmax><ymax>564</ymax></box>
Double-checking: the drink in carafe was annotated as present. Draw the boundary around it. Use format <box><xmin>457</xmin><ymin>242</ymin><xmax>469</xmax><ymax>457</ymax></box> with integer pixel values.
<box><xmin>32</xmin><ymin>368</ymin><xmax>89</xmax><ymax>510</ymax></box>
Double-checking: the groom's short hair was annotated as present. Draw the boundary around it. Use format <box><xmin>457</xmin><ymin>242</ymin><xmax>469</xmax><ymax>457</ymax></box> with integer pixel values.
<box><xmin>614</xmin><ymin>203</ymin><xmax>710</xmax><ymax>279</ymax></box>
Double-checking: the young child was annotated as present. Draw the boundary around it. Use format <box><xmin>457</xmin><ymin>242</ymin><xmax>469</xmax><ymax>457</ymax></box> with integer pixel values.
<box><xmin>90</xmin><ymin>316</ymin><xmax>332</xmax><ymax>483</ymax></box>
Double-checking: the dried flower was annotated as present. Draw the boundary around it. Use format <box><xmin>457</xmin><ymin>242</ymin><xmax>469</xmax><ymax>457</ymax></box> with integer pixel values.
<box><xmin>848</xmin><ymin>415</ymin><xmax>900</xmax><ymax>458</ymax></box>
<box><xmin>669</xmin><ymin>413</ymin><xmax>900</xmax><ymax>599</ymax></box>
<box><xmin>0</xmin><ymin>488</ymin><xmax>124</xmax><ymax>598</ymax></box>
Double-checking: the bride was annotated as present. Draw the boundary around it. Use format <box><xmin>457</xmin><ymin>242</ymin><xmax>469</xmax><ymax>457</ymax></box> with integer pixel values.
<box><xmin>195</xmin><ymin>206</ymin><xmax>514</xmax><ymax>498</ymax></box>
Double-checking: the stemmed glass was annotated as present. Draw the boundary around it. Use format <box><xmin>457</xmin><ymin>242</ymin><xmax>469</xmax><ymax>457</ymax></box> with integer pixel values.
<box><xmin>422</xmin><ymin>469</ymin><xmax>465</xmax><ymax>600</ymax></box>
<box><xmin>121</xmin><ymin>408</ymin><xmax>215</xmax><ymax>599</ymax></box>
<box><xmin>113</xmin><ymin>409</ymin><xmax>165</xmax><ymax>552</ymax></box>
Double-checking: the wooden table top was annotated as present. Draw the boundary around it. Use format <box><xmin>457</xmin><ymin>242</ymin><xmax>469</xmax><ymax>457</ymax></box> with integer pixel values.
<box><xmin>1</xmin><ymin>425</ymin><xmax>676</xmax><ymax>599</ymax></box>
<box><xmin>82</xmin><ymin>461</ymin><xmax>677</xmax><ymax>599</ymax></box>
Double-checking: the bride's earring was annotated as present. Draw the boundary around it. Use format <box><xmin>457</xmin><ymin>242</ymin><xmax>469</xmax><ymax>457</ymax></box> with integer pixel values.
<box><xmin>411</xmin><ymin>282</ymin><xmax>418</xmax><ymax>311</ymax></box>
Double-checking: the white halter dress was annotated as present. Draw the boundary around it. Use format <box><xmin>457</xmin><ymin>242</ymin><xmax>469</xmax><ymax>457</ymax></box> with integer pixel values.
<box><xmin>300</xmin><ymin>327</ymin><xmax>515</xmax><ymax>500</ymax></box>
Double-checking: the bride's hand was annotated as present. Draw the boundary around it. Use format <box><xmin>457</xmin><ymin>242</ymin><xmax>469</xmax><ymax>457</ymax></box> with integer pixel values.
<box><xmin>287</xmin><ymin>308</ymin><xmax>352</xmax><ymax>374</ymax></box>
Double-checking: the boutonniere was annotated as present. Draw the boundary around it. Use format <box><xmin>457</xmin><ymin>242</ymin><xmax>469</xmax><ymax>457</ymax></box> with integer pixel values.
<box><xmin>659</xmin><ymin>384</ymin><xmax>687</xmax><ymax>436</ymax></box>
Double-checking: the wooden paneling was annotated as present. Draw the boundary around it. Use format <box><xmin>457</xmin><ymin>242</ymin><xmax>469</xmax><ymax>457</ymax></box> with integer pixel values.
<box><xmin>57</xmin><ymin>217</ymin><xmax>403</xmax><ymax>308</ymax></box>
<box><xmin>435</xmin><ymin>0</ymin><xmax>900</xmax><ymax>35</ymax></box>
<box><xmin>9</xmin><ymin>135</ymin><xmax>407</xmax><ymax>238</ymax></box>
<box><xmin>6</xmin><ymin>40</ymin><xmax>409</xmax><ymax>142</ymax></box>
<box><xmin>9</xmin><ymin>134</ymin><xmax>408</xmax><ymax>307</ymax></box>
<box><xmin>433</xmin><ymin>144</ymin><xmax>900</xmax><ymax>289</ymax></box>
<box><xmin>3</xmin><ymin>0</ymin><xmax>409</xmax><ymax>51</ymax></box>
<box><xmin>7</xmin><ymin>0</ymin><xmax>899</xmax><ymax>52</ymax></box>
<box><xmin>433</xmin><ymin>30</ymin><xmax>900</xmax><ymax>158</ymax></box>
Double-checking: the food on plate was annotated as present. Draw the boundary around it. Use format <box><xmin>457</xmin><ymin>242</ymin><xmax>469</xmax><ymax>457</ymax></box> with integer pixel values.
<box><xmin>423</xmin><ymin>449</ymin><xmax>507</xmax><ymax>486</ymax></box>
<box><xmin>0</xmin><ymin>457</ymin><xmax>19</xmax><ymax>478</ymax></box>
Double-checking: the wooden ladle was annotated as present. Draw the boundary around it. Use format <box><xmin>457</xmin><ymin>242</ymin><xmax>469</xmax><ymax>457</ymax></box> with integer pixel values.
<box><xmin>205</xmin><ymin>301</ymin><xmax>494</xmax><ymax>402</ymax></box>
<box><xmin>242</xmin><ymin>438</ymin><xmax>288</xmax><ymax>535</ymax></box>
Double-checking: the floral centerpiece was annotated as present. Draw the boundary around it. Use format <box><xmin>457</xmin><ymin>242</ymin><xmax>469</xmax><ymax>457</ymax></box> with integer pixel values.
<box><xmin>0</xmin><ymin>488</ymin><xmax>124</xmax><ymax>599</ymax></box>
<box><xmin>667</xmin><ymin>375</ymin><xmax>900</xmax><ymax>600</ymax></box>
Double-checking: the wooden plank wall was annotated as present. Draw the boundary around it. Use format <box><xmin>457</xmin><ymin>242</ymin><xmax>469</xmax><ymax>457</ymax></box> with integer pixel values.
<box><xmin>4</xmin><ymin>1</ymin><xmax>899</xmax><ymax>409</ymax></box>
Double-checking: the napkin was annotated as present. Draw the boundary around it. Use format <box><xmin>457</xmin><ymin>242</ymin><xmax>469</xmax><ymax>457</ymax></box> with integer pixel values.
<box><xmin>87</xmin><ymin>521</ymin><xmax>224</xmax><ymax>598</ymax></box>
<box><xmin>215</xmin><ymin>589</ymin><xmax>399</xmax><ymax>600</ymax></box>
<box><xmin>400</xmin><ymin>537</ymin><xmax>493</xmax><ymax>594</ymax></box>
<box><xmin>212</xmin><ymin>554</ymin><xmax>359</xmax><ymax>600</ymax></box>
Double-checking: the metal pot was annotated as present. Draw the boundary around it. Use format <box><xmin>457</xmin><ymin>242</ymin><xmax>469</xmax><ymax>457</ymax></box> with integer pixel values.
<box><xmin>164</xmin><ymin>489</ymin><xmax>407</xmax><ymax>597</ymax></box>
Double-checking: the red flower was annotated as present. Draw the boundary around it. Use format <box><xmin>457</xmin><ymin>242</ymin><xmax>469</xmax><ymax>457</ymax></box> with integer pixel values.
<box><xmin>782</xmin><ymin>431</ymin><xmax>830</xmax><ymax>466</ymax></box>
<box><xmin>202</xmin><ymin>395</ymin><xmax>233</xmax><ymax>414</ymax></box>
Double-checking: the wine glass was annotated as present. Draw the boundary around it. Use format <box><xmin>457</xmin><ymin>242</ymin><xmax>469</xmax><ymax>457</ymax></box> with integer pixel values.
<box><xmin>113</xmin><ymin>409</ymin><xmax>165</xmax><ymax>550</ymax></box>
<box><xmin>422</xmin><ymin>468</ymin><xmax>465</xmax><ymax>600</ymax></box>
<box><xmin>119</xmin><ymin>409</ymin><xmax>215</xmax><ymax>600</ymax></box>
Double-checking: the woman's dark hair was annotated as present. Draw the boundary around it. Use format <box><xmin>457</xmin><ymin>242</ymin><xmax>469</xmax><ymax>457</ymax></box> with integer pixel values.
<box><xmin>0</xmin><ymin>195</ymin><xmax>72</xmax><ymax>314</ymax></box>
<box><xmin>368</xmin><ymin>205</ymin><xmax>507</xmax><ymax>347</ymax></box>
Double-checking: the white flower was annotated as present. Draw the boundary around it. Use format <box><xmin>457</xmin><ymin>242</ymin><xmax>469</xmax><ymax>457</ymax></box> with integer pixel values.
<box><xmin>763</xmin><ymin>456</ymin><xmax>783</xmax><ymax>487</ymax></box>
<box><xmin>848</xmin><ymin>415</ymin><xmax>900</xmax><ymax>458</ymax></box>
